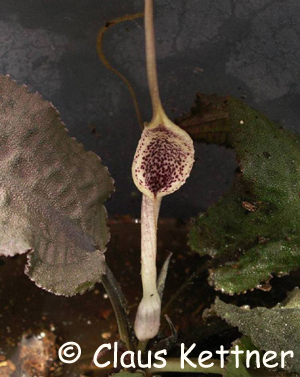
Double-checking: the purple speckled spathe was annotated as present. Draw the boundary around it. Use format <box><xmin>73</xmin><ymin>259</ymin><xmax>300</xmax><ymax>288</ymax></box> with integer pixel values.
<box><xmin>133</xmin><ymin>124</ymin><xmax>194</xmax><ymax>197</ymax></box>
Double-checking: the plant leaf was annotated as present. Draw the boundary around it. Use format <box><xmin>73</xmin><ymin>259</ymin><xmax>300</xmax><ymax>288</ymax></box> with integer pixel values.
<box><xmin>215</xmin><ymin>288</ymin><xmax>300</xmax><ymax>373</ymax></box>
<box><xmin>0</xmin><ymin>75</ymin><xmax>114</xmax><ymax>296</ymax></box>
<box><xmin>224</xmin><ymin>337</ymin><xmax>296</xmax><ymax>376</ymax></box>
<box><xmin>224</xmin><ymin>337</ymin><xmax>259</xmax><ymax>377</ymax></box>
<box><xmin>176</xmin><ymin>93</ymin><xmax>232</xmax><ymax>147</ymax></box>
<box><xmin>188</xmin><ymin>96</ymin><xmax>300</xmax><ymax>294</ymax></box>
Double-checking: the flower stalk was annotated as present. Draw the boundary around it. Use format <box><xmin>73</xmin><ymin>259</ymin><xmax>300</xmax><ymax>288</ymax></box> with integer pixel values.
<box><xmin>144</xmin><ymin>0</ymin><xmax>162</xmax><ymax>123</ymax></box>
<box><xmin>134</xmin><ymin>195</ymin><xmax>162</xmax><ymax>341</ymax></box>
<box><xmin>132</xmin><ymin>0</ymin><xmax>195</xmax><ymax>341</ymax></box>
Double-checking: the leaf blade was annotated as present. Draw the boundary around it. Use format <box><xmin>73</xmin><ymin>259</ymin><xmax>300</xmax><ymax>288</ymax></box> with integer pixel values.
<box><xmin>0</xmin><ymin>75</ymin><xmax>114</xmax><ymax>295</ymax></box>
<box><xmin>188</xmin><ymin>96</ymin><xmax>300</xmax><ymax>294</ymax></box>
<box><xmin>215</xmin><ymin>288</ymin><xmax>300</xmax><ymax>373</ymax></box>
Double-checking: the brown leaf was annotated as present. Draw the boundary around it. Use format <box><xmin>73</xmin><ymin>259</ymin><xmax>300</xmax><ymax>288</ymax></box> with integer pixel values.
<box><xmin>0</xmin><ymin>75</ymin><xmax>114</xmax><ymax>295</ymax></box>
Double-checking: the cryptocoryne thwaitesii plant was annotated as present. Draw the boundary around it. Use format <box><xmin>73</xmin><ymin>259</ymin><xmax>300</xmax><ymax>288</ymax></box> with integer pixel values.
<box><xmin>3</xmin><ymin>1</ymin><xmax>300</xmax><ymax>376</ymax></box>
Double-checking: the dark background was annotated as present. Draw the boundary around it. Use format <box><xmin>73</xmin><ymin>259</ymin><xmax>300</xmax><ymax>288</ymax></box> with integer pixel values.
<box><xmin>1</xmin><ymin>0</ymin><xmax>299</xmax><ymax>218</ymax></box>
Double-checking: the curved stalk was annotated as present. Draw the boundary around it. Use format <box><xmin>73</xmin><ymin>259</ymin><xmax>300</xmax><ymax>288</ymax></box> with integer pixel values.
<box><xmin>147</xmin><ymin>358</ymin><xmax>223</xmax><ymax>376</ymax></box>
<box><xmin>97</xmin><ymin>12</ymin><xmax>144</xmax><ymax>129</ymax></box>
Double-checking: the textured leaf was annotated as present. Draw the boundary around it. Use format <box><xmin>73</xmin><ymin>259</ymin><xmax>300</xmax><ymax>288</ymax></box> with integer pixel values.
<box><xmin>188</xmin><ymin>96</ymin><xmax>300</xmax><ymax>294</ymax></box>
<box><xmin>215</xmin><ymin>288</ymin><xmax>300</xmax><ymax>373</ymax></box>
<box><xmin>225</xmin><ymin>338</ymin><xmax>297</xmax><ymax>377</ymax></box>
<box><xmin>0</xmin><ymin>75</ymin><xmax>114</xmax><ymax>295</ymax></box>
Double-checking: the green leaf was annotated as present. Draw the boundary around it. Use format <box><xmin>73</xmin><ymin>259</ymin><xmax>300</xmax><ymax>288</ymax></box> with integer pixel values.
<box><xmin>0</xmin><ymin>75</ymin><xmax>114</xmax><ymax>296</ymax></box>
<box><xmin>225</xmin><ymin>337</ymin><xmax>259</xmax><ymax>377</ymax></box>
<box><xmin>215</xmin><ymin>288</ymin><xmax>300</xmax><ymax>373</ymax></box>
<box><xmin>176</xmin><ymin>93</ymin><xmax>232</xmax><ymax>147</ymax></box>
<box><xmin>189</xmin><ymin>96</ymin><xmax>300</xmax><ymax>294</ymax></box>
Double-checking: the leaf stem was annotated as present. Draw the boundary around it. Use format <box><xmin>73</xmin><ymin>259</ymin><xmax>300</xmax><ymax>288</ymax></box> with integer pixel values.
<box><xmin>147</xmin><ymin>358</ymin><xmax>223</xmax><ymax>375</ymax></box>
<box><xmin>102</xmin><ymin>265</ymin><xmax>135</xmax><ymax>350</ymax></box>
<box><xmin>145</xmin><ymin>0</ymin><xmax>163</xmax><ymax>122</ymax></box>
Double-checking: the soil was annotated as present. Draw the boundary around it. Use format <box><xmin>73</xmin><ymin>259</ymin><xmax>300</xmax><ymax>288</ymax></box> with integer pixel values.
<box><xmin>1</xmin><ymin>218</ymin><xmax>300</xmax><ymax>376</ymax></box>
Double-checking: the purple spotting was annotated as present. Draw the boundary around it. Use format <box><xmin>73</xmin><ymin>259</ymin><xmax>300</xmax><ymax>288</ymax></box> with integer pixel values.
<box><xmin>133</xmin><ymin>124</ymin><xmax>192</xmax><ymax>196</ymax></box>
